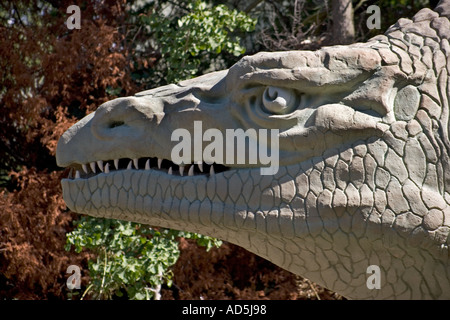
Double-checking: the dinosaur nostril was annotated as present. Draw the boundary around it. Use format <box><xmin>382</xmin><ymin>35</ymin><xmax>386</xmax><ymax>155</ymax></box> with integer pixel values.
<box><xmin>109</xmin><ymin>120</ymin><xmax>125</xmax><ymax>128</ymax></box>
<box><xmin>91</xmin><ymin>96</ymin><xmax>163</xmax><ymax>141</ymax></box>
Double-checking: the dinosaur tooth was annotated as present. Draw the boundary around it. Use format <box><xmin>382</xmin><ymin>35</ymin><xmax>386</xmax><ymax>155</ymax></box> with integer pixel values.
<box><xmin>90</xmin><ymin>162</ymin><xmax>96</xmax><ymax>173</ymax></box>
<box><xmin>145</xmin><ymin>159</ymin><xmax>150</xmax><ymax>170</ymax></box>
<box><xmin>127</xmin><ymin>160</ymin><xmax>132</xmax><ymax>170</ymax></box>
<box><xmin>168</xmin><ymin>167</ymin><xmax>172</xmax><ymax>175</ymax></box>
<box><xmin>104</xmin><ymin>163</ymin><xmax>110</xmax><ymax>173</ymax></box>
<box><xmin>179</xmin><ymin>165</ymin><xmax>185</xmax><ymax>176</ymax></box>
<box><xmin>210</xmin><ymin>165</ymin><xmax>215</xmax><ymax>176</ymax></box>
<box><xmin>158</xmin><ymin>158</ymin><xmax>162</xmax><ymax>169</ymax></box>
<box><xmin>82</xmin><ymin>164</ymin><xmax>88</xmax><ymax>174</ymax></box>
<box><xmin>114</xmin><ymin>159</ymin><xmax>119</xmax><ymax>170</ymax></box>
<box><xmin>133</xmin><ymin>158</ymin><xmax>139</xmax><ymax>169</ymax></box>
<box><xmin>97</xmin><ymin>160</ymin><xmax>104</xmax><ymax>172</ymax></box>
<box><xmin>197</xmin><ymin>161</ymin><xmax>203</xmax><ymax>172</ymax></box>
<box><xmin>188</xmin><ymin>165</ymin><xmax>194</xmax><ymax>176</ymax></box>
<box><xmin>75</xmin><ymin>170</ymin><xmax>80</xmax><ymax>179</ymax></box>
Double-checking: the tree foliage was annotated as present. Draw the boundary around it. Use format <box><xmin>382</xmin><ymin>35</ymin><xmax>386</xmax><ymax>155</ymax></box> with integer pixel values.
<box><xmin>66</xmin><ymin>218</ymin><xmax>181</xmax><ymax>300</ymax></box>
<box><xmin>140</xmin><ymin>0</ymin><xmax>256</xmax><ymax>83</ymax></box>
<box><xmin>66</xmin><ymin>217</ymin><xmax>222</xmax><ymax>299</ymax></box>
<box><xmin>127</xmin><ymin>0</ymin><xmax>256</xmax><ymax>87</ymax></box>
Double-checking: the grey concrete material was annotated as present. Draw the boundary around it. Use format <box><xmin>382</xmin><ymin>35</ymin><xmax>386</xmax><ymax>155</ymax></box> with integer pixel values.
<box><xmin>57</xmin><ymin>1</ymin><xmax>450</xmax><ymax>299</ymax></box>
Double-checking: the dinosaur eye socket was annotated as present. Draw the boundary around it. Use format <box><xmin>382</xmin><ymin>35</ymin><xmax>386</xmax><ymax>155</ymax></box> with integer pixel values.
<box><xmin>262</xmin><ymin>86</ymin><xmax>297</xmax><ymax>115</ymax></box>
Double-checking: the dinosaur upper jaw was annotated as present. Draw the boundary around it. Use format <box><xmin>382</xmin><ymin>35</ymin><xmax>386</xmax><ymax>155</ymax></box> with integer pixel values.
<box><xmin>56</xmin><ymin>45</ymin><xmax>392</xmax><ymax>169</ymax></box>
<box><xmin>64</xmin><ymin>154</ymin><xmax>230</xmax><ymax>179</ymax></box>
<box><xmin>56</xmin><ymin>95</ymin><xmax>387</xmax><ymax>175</ymax></box>
<box><xmin>57</xmin><ymin>108</ymin><xmax>384</xmax><ymax>186</ymax></box>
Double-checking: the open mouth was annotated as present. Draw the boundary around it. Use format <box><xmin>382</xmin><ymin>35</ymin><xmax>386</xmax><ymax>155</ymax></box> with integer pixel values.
<box><xmin>66</xmin><ymin>156</ymin><xmax>230</xmax><ymax>180</ymax></box>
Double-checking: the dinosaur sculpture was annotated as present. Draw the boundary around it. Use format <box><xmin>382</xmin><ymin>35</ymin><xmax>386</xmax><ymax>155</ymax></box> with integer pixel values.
<box><xmin>56</xmin><ymin>1</ymin><xmax>450</xmax><ymax>299</ymax></box>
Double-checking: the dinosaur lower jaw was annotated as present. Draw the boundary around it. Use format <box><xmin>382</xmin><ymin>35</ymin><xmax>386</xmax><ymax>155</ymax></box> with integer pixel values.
<box><xmin>66</xmin><ymin>156</ymin><xmax>230</xmax><ymax>180</ymax></box>
<box><xmin>60</xmin><ymin>165</ymin><xmax>260</xmax><ymax>230</ymax></box>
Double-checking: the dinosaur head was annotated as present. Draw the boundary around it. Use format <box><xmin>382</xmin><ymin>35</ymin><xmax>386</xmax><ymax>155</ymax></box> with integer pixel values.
<box><xmin>56</xmin><ymin>2</ymin><xmax>450</xmax><ymax>299</ymax></box>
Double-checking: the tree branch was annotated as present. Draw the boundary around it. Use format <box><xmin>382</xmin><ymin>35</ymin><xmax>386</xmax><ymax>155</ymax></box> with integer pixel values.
<box><xmin>244</xmin><ymin>0</ymin><xmax>264</xmax><ymax>13</ymax></box>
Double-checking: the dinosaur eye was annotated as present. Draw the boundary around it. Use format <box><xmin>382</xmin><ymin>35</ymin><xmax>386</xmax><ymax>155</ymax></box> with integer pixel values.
<box><xmin>262</xmin><ymin>86</ymin><xmax>297</xmax><ymax>115</ymax></box>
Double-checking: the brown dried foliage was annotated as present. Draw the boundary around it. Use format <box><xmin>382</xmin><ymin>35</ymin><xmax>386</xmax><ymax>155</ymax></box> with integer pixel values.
<box><xmin>0</xmin><ymin>168</ymin><xmax>89</xmax><ymax>299</ymax></box>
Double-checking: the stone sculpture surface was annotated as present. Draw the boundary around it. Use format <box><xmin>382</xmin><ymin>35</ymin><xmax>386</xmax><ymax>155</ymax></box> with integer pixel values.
<box><xmin>56</xmin><ymin>1</ymin><xmax>450</xmax><ymax>299</ymax></box>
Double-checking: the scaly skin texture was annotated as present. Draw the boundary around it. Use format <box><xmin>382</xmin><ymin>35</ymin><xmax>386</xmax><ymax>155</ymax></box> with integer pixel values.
<box><xmin>57</xmin><ymin>2</ymin><xmax>450</xmax><ymax>299</ymax></box>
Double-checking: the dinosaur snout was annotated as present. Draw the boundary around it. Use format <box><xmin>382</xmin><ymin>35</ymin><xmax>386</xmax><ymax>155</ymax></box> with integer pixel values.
<box><xmin>90</xmin><ymin>96</ymin><xmax>165</xmax><ymax>141</ymax></box>
<box><xmin>56</xmin><ymin>95</ymin><xmax>166</xmax><ymax>168</ymax></box>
